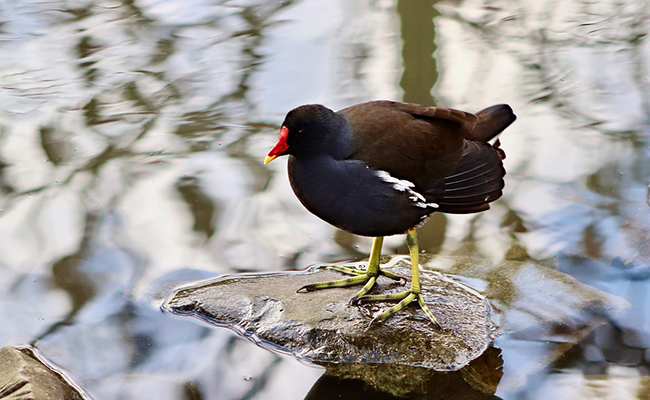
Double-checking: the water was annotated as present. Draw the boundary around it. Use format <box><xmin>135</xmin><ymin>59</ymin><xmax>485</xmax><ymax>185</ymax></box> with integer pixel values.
<box><xmin>1</xmin><ymin>0</ymin><xmax>649</xmax><ymax>399</ymax></box>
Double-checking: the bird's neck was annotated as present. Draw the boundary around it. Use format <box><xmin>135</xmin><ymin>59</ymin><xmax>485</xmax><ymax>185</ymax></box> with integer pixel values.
<box><xmin>331</xmin><ymin>120</ymin><xmax>354</xmax><ymax>160</ymax></box>
<box><xmin>311</xmin><ymin>113</ymin><xmax>354</xmax><ymax>160</ymax></box>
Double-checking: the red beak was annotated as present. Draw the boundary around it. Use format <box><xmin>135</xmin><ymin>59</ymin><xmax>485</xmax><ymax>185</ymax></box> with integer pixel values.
<box><xmin>264</xmin><ymin>126</ymin><xmax>289</xmax><ymax>164</ymax></box>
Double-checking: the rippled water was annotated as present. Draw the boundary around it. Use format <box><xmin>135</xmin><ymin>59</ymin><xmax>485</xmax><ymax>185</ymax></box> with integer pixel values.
<box><xmin>1</xmin><ymin>0</ymin><xmax>649</xmax><ymax>399</ymax></box>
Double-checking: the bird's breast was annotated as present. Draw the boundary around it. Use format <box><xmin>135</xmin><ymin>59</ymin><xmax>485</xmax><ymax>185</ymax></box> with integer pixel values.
<box><xmin>287</xmin><ymin>156</ymin><xmax>437</xmax><ymax>237</ymax></box>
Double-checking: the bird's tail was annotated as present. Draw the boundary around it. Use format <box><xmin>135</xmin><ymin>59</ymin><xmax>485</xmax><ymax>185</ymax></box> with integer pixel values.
<box><xmin>428</xmin><ymin>104</ymin><xmax>516</xmax><ymax>214</ymax></box>
<box><xmin>466</xmin><ymin>104</ymin><xmax>516</xmax><ymax>143</ymax></box>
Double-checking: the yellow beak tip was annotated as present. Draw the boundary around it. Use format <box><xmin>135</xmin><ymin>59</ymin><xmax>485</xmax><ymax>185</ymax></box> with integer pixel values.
<box><xmin>264</xmin><ymin>155</ymin><xmax>276</xmax><ymax>165</ymax></box>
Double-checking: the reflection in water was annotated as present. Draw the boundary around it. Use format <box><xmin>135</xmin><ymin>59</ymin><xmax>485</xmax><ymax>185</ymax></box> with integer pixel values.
<box><xmin>176</xmin><ymin>176</ymin><xmax>217</xmax><ymax>240</ymax></box>
<box><xmin>398</xmin><ymin>0</ymin><xmax>439</xmax><ymax>106</ymax></box>
<box><xmin>0</xmin><ymin>0</ymin><xmax>649</xmax><ymax>399</ymax></box>
<box><xmin>43</xmin><ymin>211</ymin><xmax>100</xmax><ymax>339</ymax></box>
<box><xmin>307</xmin><ymin>347</ymin><xmax>503</xmax><ymax>400</ymax></box>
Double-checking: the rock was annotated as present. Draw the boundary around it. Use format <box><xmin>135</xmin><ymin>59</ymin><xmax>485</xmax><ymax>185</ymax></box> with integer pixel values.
<box><xmin>0</xmin><ymin>346</ymin><xmax>87</xmax><ymax>400</ymax></box>
<box><xmin>162</xmin><ymin>257</ymin><xmax>497</xmax><ymax>371</ymax></box>
<box><xmin>309</xmin><ymin>346</ymin><xmax>504</xmax><ymax>398</ymax></box>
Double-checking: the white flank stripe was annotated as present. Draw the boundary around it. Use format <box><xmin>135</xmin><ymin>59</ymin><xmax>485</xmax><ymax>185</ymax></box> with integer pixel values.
<box><xmin>375</xmin><ymin>170</ymin><xmax>439</xmax><ymax>209</ymax></box>
<box><xmin>415</xmin><ymin>201</ymin><xmax>439</xmax><ymax>209</ymax></box>
<box><xmin>375</xmin><ymin>170</ymin><xmax>414</xmax><ymax>191</ymax></box>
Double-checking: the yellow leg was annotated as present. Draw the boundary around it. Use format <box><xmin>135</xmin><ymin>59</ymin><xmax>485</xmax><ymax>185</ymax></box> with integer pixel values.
<box><xmin>297</xmin><ymin>237</ymin><xmax>402</xmax><ymax>298</ymax></box>
<box><xmin>358</xmin><ymin>229</ymin><xmax>440</xmax><ymax>328</ymax></box>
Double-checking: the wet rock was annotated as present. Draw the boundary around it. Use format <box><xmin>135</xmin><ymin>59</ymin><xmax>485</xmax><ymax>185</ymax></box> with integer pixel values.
<box><xmin>162</xmin><ymin>257</ymin><xmax>497</xmax><ymax>371</ymax></box>
<box><xmin>311</xmin><ymin>346</ymin><xmax>504</xmax><ymax>399</ymax></box>
<box><xmin>0</xmin><ymin>346</ymin><xmax>87</xmax><ymax>400</ymax></box>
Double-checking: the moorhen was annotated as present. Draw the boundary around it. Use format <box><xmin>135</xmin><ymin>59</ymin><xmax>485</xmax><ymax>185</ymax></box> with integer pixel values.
<box><xmin>265</xmin><ymin>100</ymin><xmax>515</xmax><ymax>326</ymax></box>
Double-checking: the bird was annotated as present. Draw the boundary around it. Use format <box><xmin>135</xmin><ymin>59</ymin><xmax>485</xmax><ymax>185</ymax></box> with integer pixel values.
<box><xmin>264</xmin><ymin>100</ymin><xmax>515</xmax><ymax>327</ymax></box>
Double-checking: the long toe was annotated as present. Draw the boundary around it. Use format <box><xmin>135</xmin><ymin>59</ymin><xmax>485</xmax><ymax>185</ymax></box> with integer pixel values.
<box><xmin>296</xmin><ymin>273</ymin><xmax>372</xmax><ymax>292</ymax></box>
<box><xmin>417</xmin><ymin>293</ymin><xmax>442</xmax><ymax>329</ymax></box>
<box><xmin>360</xmin><ymin>291</ymin><xmax>442</xmax><ymax>329</ymax></box>
<box><xmin>356</xmin><ymin>289</ymin><xmax>411</xmax><ymax>304</ymax></box>
<box><xmin>324</xmin><ymin>265</ymin><xmax>368</xmax><ymax>276</ymax></box>
<box><xmin>371</xmin><ymin>292</ymin><xmax>417</xmax><ymax>324</ymax></box>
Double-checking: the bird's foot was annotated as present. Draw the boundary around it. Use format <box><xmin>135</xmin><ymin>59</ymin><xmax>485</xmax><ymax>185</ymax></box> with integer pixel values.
<box><xmin>296</xmin><ymin>265</ymin><xmax>404</xmax><ymax>304</ymax></box>
<box><xmin>358</xmin><ymin>289</ymin><xmax>441</xmax><ymax>329</ymax></box>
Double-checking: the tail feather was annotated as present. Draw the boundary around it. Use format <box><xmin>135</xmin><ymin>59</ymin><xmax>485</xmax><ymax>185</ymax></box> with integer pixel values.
<box><xmin>466</xmin><ymin>104</ymin><xmax>516</xmax><ymax>143</ymax></box>
<box><xmin>443</xmin><ymin>173</ymin><xmax>504</xmax><ymax>193</ymax></box>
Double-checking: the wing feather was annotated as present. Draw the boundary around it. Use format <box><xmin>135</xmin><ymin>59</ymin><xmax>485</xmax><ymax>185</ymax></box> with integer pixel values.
<box><xmin>336</xmin><ymin>101</ymin><xmax>514</xmax><ymax>215</ymax></box>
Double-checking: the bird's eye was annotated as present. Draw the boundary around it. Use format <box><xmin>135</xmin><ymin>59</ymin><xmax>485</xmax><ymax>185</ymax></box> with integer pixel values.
<box><xmin>297</xmin><ymin>129</ymin><xmax>304</xmax><ymax>135</ymax></box>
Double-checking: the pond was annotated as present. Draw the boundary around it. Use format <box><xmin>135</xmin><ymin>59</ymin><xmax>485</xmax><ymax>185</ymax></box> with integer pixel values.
<box><xmin>1</xmin><ymin>0</ymin><xmax>649</xmax><ymax>399</ymax></box>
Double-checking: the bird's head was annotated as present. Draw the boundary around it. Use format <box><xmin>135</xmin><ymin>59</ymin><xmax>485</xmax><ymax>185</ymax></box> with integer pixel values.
<box><xmin>264</xmin><ymin>104</ymin><xmax>350</xmax><ymax>164</ymax></box>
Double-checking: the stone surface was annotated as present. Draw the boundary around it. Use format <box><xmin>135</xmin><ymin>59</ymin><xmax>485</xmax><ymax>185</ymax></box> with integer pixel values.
<box><xmin>0</xmin><ymin>346</ymin><xmax>87</xmax><ymax>400</ymax></box>
<box><xmin>162</xmin><ymin>257</ymin><xmax>497</xmax><ymax>371</ymax></box>
<box><xmin>315</xmin><ymin>345</ymin><xmax>504</xmax><ymax>398</ymax></box>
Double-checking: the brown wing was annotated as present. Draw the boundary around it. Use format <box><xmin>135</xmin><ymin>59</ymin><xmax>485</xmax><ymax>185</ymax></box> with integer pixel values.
<box><xmin>338</xmin><ymin>101</ymin><xmax>479</xmax><ymax>189</ymax></box>
<box><xmin>338</xmin><ymin>101</ymin><xmax>515</xmax><ymax>213</ymax></box>
<box><xmin>427</xmin><ymin>141</ymin><xmax>506</xmax><ymax>213</ymax></box>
